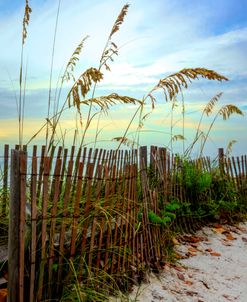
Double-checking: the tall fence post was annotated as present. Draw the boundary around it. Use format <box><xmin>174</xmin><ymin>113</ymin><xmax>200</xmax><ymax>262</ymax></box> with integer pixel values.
<box><xmin>8</xmin><ymin>150</ymin><xmax>27</xmax><ymax>302</ymax></box>
<box><xmin>139</xmin><ymin>146</ymin><xmax>147</xmax><ymax>170</ymax></box>
<box><xmin>218</xmin><ymin>148</ymin><xmax>224</xmax><ymax>174</ymax></box>
<box><xmin>1</xmin><ymin>144</ymin><xmax>9</xmax><ymax>217</ymax></box>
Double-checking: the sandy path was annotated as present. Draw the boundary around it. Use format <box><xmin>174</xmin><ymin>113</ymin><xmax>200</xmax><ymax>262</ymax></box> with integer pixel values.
<box><xmin>127</xmin><ymin>222</ymin><xmax>247</xmax><ymax>302</ymax></box>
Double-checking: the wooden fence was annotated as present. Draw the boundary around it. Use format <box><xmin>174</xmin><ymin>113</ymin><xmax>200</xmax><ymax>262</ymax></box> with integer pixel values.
<box><xmin>0</xmin><ymin>144</ymin><xmax>247</xmax><ymax>301</ymax></box>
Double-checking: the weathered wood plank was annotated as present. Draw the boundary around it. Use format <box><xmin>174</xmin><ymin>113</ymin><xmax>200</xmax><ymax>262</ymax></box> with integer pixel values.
<box><xmin>8</xmin><ymin>150</ymin><xmax>27</xmax><ymax>302</ymax></box>
<box><xmin>29</xmin><ymin>146</ymin><xmax>38</xmax><ymax>302</ymax></box>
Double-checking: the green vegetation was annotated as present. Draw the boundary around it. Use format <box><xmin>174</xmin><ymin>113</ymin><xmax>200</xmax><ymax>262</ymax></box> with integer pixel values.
<box><xmin>148</xmin><ymin>200</ymin><xmax>181</xmax><ymax>226</ymax></box>
<box><xmin>174</xmin><ymin>160</ymin><xmax>247</xmax><ymax>224</ymax></box>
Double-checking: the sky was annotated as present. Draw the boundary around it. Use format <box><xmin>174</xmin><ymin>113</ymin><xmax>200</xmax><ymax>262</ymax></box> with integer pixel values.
<box><xmin>0</xmin><ymin>0</ymin><xmax>246</xmax><ymax>157</ymax></box>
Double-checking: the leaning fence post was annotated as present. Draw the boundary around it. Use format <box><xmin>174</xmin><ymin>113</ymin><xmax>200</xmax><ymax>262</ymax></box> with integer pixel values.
<box><xmin>8</xmin><ymin>150</ymin><xmax>27</xmax><ymax>302</ymax></box>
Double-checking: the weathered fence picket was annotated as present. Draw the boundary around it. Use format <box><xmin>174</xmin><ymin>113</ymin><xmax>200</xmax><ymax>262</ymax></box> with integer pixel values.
<box><xmin>29</xmin><ymin>146</ymin><xmax>37</xmax><ymax>302</ymax></box>
<box><xmin>7</xmin><ymin>150</ymin><xmax>27</xmax><ymax>302</ymax></box>
<box><xmin>1</xmin><ymin>144</ymin><xmax>9</xmax><ymax>217</ymax></box>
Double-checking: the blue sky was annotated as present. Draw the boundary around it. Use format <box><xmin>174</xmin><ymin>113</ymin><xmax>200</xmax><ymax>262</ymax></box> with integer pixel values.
<box><xmin>0</xmin><ymin>0</ymin><xmax>246</xmax><ymax>156</ymax></box>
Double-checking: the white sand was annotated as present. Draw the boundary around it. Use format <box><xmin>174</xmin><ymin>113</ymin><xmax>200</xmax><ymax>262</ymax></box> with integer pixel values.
<box><xmin>124</xmin><ymin>222</ymin><xmax>247</xmax><ymax>302</ymax></box>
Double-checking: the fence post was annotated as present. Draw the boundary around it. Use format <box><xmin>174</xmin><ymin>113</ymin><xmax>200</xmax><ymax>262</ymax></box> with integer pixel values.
<box><xmin>1</xmin><ymin>144</ymin><xmax>9</xmax><ymax>217</ymax></box>
<box><xmin>139</xmin><ymin>146</ymin><xmax>147</xmax><ymax>170</ymax></box>
<box><xmin>8</xmin><ymin>150</ymin><xmax>27</xmax><ymax>302</ymax></box>
<box><xmin>218</xmin><ymin>148</ymin><xmax>224</xmax><ymax>174</ymax></box>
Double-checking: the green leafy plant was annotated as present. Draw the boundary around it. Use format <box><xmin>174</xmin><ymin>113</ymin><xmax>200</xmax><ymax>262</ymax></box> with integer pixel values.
<box><xmin>148</xmin><ymin>199</ymin><xmax>181</xmax><ymax>226</ymax></box>
<box><xmin>177</xmin><ymin>160</ymin><xmax>212</xmax><ymax>205</ymax></box>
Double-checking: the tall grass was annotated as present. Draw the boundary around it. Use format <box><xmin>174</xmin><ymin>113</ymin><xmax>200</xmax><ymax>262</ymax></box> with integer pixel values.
<box><xmin>45</xmin><ymin>0</ymin><xmax>61</xmax><ymax>152</ymax></box>
<box><xmin>19</xmin><ymin>1</ymin><xmax>243</xmax><ymax>157</ymax></box>
<box><xmin>18</xmin><ymin>0</ymin><xmax>32</xmax><ymax>150</ymax></box>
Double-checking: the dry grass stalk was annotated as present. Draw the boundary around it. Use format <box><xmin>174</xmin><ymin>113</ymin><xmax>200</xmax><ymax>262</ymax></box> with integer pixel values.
<box><xmin>109</xmin><ymin>4</ymin><xmax>129</xmax><ymax>39</ymax></box>
<box><xmin>112</xmin><ymin>136</ymin><xmax>136</xmax><ymax>148</ymax></box>
<box><xmin>18</xmin><ymin>0</ymin><xmax>32</xmax><ymax>149</ymax></box>
<box><xmin>45</xmin><ymin>0</ymin><xmax>61</xmax><ymax>152</ymax></box>
<box><xmin>46</xmin><ymin>35</ymin><xmax>89</xmax><ymax>149</ymax></box>
<box><xmin>80</xmin><ymin>93</ymin><xmax>141</xmax><ymax>112</ymax></box>
<box><xmin>63</xmin><ymin>35</ymin><xmax>89</xmax><ymax>82</ymax></box>
<box><xmin>172</xmin><ymin>134</ymin><xmax>185</xmax><ymax>142</ymax></box>
<box><xmin>219</xmin><ymin>104</ymin><xmax>243</xmax><ymax>120</ymax></box>
<box><xmin>22</xmin><ymin>0</ymin><xmax>32</xmax><ymax>45</ymax></box>
<box><xmin>226</xmin><ymin>140</ymin><xmax>237</xmax><ymax>158</ymax></box>
<box><xmin>81</xmin><ymin>4</ymin><xmax>130</xmax><ymax>146</ymax></box>
<box><xmin>200</xmin><ymin>104</ymin><xmax>243</xmax><ymax>156</ymax></box>
<box><xmin>117</xmin><ymin>68</ymin><xmax>228</xmax><ymax>150</ymax></box>
<box><xmin>100</xmin><ymin>4</ymin><xmax>129</xmax><ymax>71</ymax></box>
<box><xmin>203</xmin><ymin>92</ymin><xmax>223</xmax><ymax>116</ymax></box>
<box><xmin>153</xmin><ymin>68</ymin><xmax>228</xmax><ymax>103</ymax></box>
<box><xmin>185</xmin><ymin>92</ymin><xmax>223</xmax><ymax>156</ymax></box>
<box><xmin>67</xmin><ymin>67</ymin><xmax>104</xmax><ymax>110</ymax></box>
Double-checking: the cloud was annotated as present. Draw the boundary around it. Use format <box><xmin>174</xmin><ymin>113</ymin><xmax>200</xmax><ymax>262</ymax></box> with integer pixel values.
<box><xmin>1</xmin><ymin>1</ymin><xmax>247</xmax><ymax>93</ymax></box>
<box><xmin>99</xmin><ymin>27</ymin><xmax>247</xmax><ymax>87</ymax></box>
